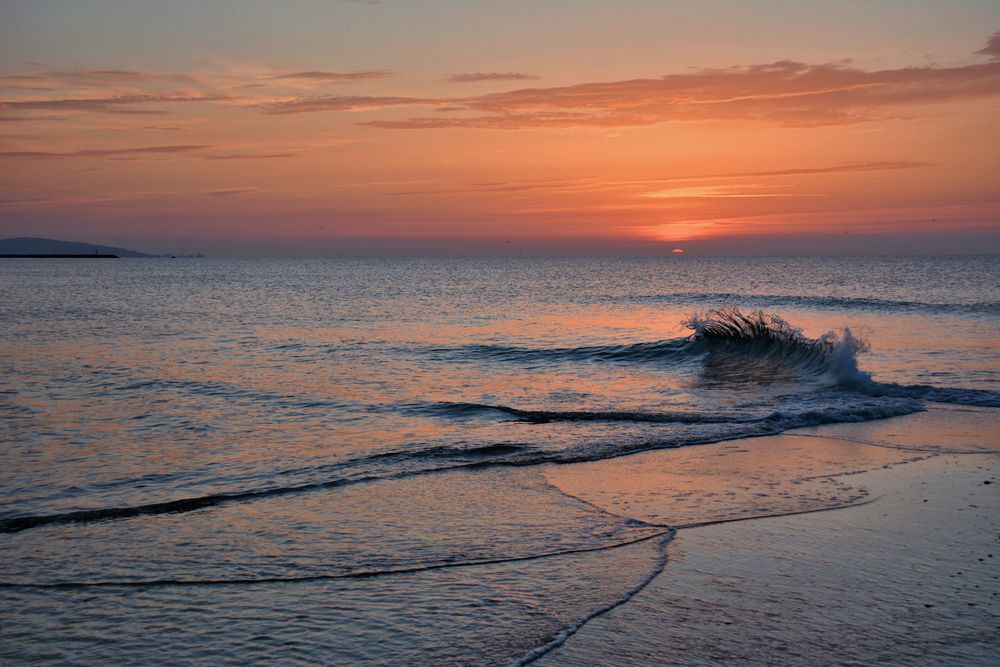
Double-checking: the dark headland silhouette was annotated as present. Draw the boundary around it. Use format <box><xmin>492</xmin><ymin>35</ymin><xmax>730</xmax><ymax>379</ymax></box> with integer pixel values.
<box><xmin>0</xmin><ymin>237</ymin><xmax>178</xmax><ymax>258</ymax></box>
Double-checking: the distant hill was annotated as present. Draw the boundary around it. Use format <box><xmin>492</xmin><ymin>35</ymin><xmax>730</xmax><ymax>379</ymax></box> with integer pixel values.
<box><xmin>0</xmin><ymin>237</ymin><xmax>156</xmax><ymax>257</ymax></box>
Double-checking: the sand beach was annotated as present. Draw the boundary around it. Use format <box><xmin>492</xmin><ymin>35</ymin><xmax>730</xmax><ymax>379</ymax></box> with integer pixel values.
<box><xmin>536</xmin><ymin>406</ymin><xmax>999</xmax><ymax>665</ymax></box>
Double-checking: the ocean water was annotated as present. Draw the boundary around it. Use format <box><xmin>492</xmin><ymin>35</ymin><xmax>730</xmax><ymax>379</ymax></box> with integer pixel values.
<box><xmin>0</xmin><ymin>256</ymin><xmax>998</xmax><ymax>664</ymax></box>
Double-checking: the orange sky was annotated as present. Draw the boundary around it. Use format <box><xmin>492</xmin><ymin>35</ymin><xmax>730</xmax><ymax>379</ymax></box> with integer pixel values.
<box><xmin>1</xmin><ymin>1</ymin><xmax>998</xmax><ymax>256</ymax></box>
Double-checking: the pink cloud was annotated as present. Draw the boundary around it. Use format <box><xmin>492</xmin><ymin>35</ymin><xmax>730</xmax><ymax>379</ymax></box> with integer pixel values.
<box><xmin>206</xmin><ymin>188</ymin><xmax>256</xmax><ymax>198</ymax></box>
<box><xmin>358</xmin><ymin>38</ymin><xmax>1000</xmax><ymax>129</ymax></box>
<box><xmin>1</xmin><ymin>94</ymin><xmax>225</xmax><ymax>115</ymax></box>
<box><xmin>446</xmin><ymin>72</ymin><xmax>539</xmax><ymax>83</ymax></box>
<box><xmin>259</xmin><ymin>95</ymin><xmax>437</xmax><ymax>114</ymax></box>
<box><xmin>0</xmin><ymin>144</ymin><xmax>207</xmax><ymax>159</ymax></box>
<box><xmin>270</xmin><ymin>70</ymin><xmax>393</xmax><ymax>82</ymax></box>
<box><xmin>976</xmin><ymin>30</ymin><xmax>1000</xmax><ymax>58</ymax></box>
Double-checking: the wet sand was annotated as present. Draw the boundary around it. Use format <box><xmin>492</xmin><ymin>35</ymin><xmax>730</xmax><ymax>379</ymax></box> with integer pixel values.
<box><xmin>536</xmin><ymin>406</ymin><xmax>999</xmax><ymax>666</ymax></box>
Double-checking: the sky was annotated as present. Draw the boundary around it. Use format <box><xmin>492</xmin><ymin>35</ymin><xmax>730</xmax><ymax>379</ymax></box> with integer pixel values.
<box><xmin>1</xmin><ymin>0</ymin><xmax>998</xmax><ymax>256</ymax></box>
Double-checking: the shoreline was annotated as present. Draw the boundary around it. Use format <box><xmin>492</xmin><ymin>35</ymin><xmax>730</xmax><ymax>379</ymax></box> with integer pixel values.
<box><xmin>532</xmin><ymin>406</ymin><xmax>999</xmax><ymax>665</ymax></box>
<box><xmin>2</xmin><ymin>405</ymin><xmax>995</xmax><ymax>665</ymax></box>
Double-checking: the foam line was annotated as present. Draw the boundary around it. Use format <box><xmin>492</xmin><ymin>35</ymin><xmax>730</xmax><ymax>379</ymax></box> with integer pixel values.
<box><xmin>511</xmin><ymin>531</ymin><xmax>675</xmax><ymax>666</ymax></box>
<box><xmin>0</xmin><ymin>529</ymin><xmax>672</xmax><ymax>591</ymax></box>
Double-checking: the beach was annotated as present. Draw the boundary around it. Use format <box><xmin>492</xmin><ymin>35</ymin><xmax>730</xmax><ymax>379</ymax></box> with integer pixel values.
<box><xmin>537</xmin><ymin>406</ymin><xmax>1000</xmax><ymax>665</ymax></box>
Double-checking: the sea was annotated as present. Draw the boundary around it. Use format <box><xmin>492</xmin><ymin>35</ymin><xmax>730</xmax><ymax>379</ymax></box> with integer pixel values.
<box><xmin>0</xmin><ymin>255</ymin><xmax>998</xmax><ymax>664</ymax></box>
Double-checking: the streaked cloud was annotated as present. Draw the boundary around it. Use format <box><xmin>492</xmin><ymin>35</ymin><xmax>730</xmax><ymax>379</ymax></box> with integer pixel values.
<box><xmin>630</xmin><ymin>161</ymin><xmax>932</xmax><ymax>184</ymax></box>
<box><xmin>259</xmin><ymin>95</ymin><xmax>436</xmax><ymax>114</ymax></box>
<box><xmin>384</xmin><ymin>162</ymin><xmax>929</xmax><ymax>197</ymax></box>
<box><xmin>5</xmin><ymin>32</ymin><xmax>998</xmax><ymax>130</ymax></box>
<box><xmin>0</xmin><ymin>145</ymin><xmax>299</xmax><ymax>161</ymax></box>
<box><xmin>639</xmin><ymin>185</ymin><xmax>826</xmax><ymax>199</ymax></box>
<box><xmin>200</xmin><ymin>151</ymin><xmax>298</xmax><ymax>160</ymax></box>
<box><xmin>977</xmin><ymin>30</ymin><xmax>1000</xmax><ymax>58</ymax></box>
<box><xmin>367</xmin><ymin>58</ymin><xmax>1000</xmax><ymax>128</ymax></box>
<box><xmin>446</xmin><ymin>72</ymin><xmax>539</xmax><ymax>83</ymax></box>
<box><xmin>206</xmin><ymin>188</ymin><xmax>256</xmax><ymax>198</ymax></box>
<box><xmin>0</xmin><ymin>63</ymin><xmax>390</xmax><ymax>120</ymax></box>
<box><xmin>0</xmin><ymin>144</ymin><xmax>207</xmax><ymax>159</ymax></box>
<box><xmin>1</xmin><ymin>94</ymin><xmax>224</xmax><ymax>115</ymax></box>
<box><xmin>270</xmin><ymin>70</ymin><xmax>393</xmax><ymax>82</ymax></box>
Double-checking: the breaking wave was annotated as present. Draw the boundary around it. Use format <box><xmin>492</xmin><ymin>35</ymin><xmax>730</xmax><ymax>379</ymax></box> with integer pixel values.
<box><xmin>684</xmin><ymin>307</ymin><xmax>871</xmax><ymax>385</ymax></box>
<box><xmin>0</xmin><ymin>391</ymin><xmax>925</xmax><ymax>534</ymax></box>
<box><xmin>442</xmin><ymin>308</ymin><xmax>1000</xmax><ymax>405</ymax></box>
<box><xmin>443</xmin><ymin>308</ymin><xmax>870</xmax><ymax>386</ymax></box>
<box><xmin>3</xmin><ymin>308</ymin><xmax>995</xmax><ymax>535</ymax></box>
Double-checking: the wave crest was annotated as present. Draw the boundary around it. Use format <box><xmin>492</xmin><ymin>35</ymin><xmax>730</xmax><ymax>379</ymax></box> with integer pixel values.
<box><xmin>684</xmin><ymin>307</ymin><xmax>870</xmax><ymax>385</ymax></box>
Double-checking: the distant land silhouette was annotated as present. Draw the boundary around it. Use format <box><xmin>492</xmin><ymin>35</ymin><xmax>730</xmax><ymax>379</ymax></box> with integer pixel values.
<box><xmin>0</xmin><ymin>237</ymin><xmax>157</xmax><ymax>257</ymax></box>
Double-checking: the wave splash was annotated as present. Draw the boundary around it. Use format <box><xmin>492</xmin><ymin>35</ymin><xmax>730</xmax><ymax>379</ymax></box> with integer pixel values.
<box><xmin>455</xmin><ymin>308</ymin><xmax>871</xmax><ymax>385</ymax></box>
<box><xmin>684</xmin><ymin>307</ymin><xmax>871</xmax><ymax>386</ymax></box>
<box><xmin>684</xmin><ymin>309</ymin><xmax>1000</xmax><ymax>406</ymax></box>
<box><xmin>445</xmin><ymin>307</ymin><xmax>999</xmax><ymax>405</ymax></box>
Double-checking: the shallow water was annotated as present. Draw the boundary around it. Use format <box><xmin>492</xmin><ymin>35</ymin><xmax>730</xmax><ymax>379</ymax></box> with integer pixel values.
<box><xmin>537</xmin><ymin>450</ymin><xmax>1000</xmax><ymax>667</ymax></box>
<box><xmin>1</xmin><ymin>256</ymin><xmax>998</xmax><ymax>663</ymax></box>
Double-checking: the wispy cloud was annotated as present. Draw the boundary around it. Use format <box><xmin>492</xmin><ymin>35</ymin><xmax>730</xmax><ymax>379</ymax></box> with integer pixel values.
<box><xmin>259</xmin><ymin>95</ymin><xmax>436</xmax><ymax>114</ymax></box>
<box><xmin>361</xmin><ymin>38</ymin><xmax>1000</xmax><ymax>129</ymax></box>
<box><xmin>630</xmin><ymin>161</ymin><xmax>932</xmax><ymax>184</ymax></box>
<box><xmin>206</xmin><ymin>188</ymin><xmax>256</xmax><ymax>198</ymax></box>
<box><xmin>0</xmin><ymin>143</ymin><xmax>303</xmax><ymax>161</ymax></box>
<box><xmin>0</xmin><ymin>63</ymin><xmax>392</xmax><ymax>120</ymax></box>
<box><xmin>200</xmin><ymin>151</ymin><xmax>297</xmax><ymax>160</ymax></box>
<box><xmin>0</xmin><ymin>69</ymin><xmax>204</xmax><ymax>90</ymax></box>
<box><xmin>1</xmin><ymin>94</ymin><xmax>224</xmax><ymax>115</ymax></box>
<box><xmin>0</xmin><ymin>115</ymin><xmax>68</xmax><ymax>122</ymax></box>
<box><xmin>5</xmin><ymin>32</ymin><xmax>998</xmax><ymax>131</ymax></box>
<box><xmin>270</xmin><ymin>70</ymin><xmax>393</xmax><ymax>82</ymax></box>
<box><xmin>384</xmin><ymin>162</ymin><xmax>927</xmax><ymax>197</ymax></box>
<box><xmin>386</xmin><ymin>176</ymin><xmax>598</xmax><ymax>197</ymax></box>
<box><xmin>446</xmin><ymin>72</ymin><xmax>539</xmax><ymax>83</ymax></box>
<box><xmin>639</xmin><ymin>185</ymin><xmax>826</xmax><ymax>199</ymax></box>
<box><xmin>0</xmin><ymin>144</ymin><xmax>207</xmax><ymax>159</ymax></box>
<box><xmin>977</xmin><ymin>30</ymin><xmax>1000</xmax><ymax>58</ymax></box>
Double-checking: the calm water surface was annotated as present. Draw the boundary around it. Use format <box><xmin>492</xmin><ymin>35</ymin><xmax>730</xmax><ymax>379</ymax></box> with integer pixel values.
<box><xmin>1</xmin><ymin>256</ymin><xmax>997</xmax><ymax>664</ymax></box>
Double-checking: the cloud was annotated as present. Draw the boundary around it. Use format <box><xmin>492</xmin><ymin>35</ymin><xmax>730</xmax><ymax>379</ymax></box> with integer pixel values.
<box><xmin>0</xmin><ymin>115</ymin><xmax>68</xmax><ymax>122</ymax></box>
<box><xmin>4</xmin><ymin>32</ymin><xmax>998</xmax><ymax>132</ymax></box>
<box><xmin>446</xmin><ymin>72</ymin><xmax>540</xmax><ymax>83</ymax></box>
<box><xmin>0</xmin><ymin>69</ymin><xmax>203</xmax><ymax>89</ymax></box>
<box><xmin>0</xmin><ymin>144</ymin><xmax>300</xmax><ymax>161</ymax></box>
<box><xmin>0</xmin><ymin>63</ymin><xmax>390</xmax><ymax>119</ymax></box>
<box><xmin>361</xmin><ymin>111</ymin><xmax>594</xmax><ymax>129</ymax></box>
<box><xmin>363</xmin><ymin>56</ymin><xmax>1000</xmax><ymax>129</ymax></box>
<box><xmin>270</xmin><ymin>70</ymin><xmax>393</xmax><ymax>82</ymax></box>
<box><xmin>639</xmin><ymin>185</ymin><xmax>826</xmax><ymax>199</ymax></box>
<box><xmin>633</xmin><ymin>161</ymin><xmax>932</xmax><ymax>184</ymax></box>
<box><xmin>259</xmin><ymin>95</ymin><xmax>436</xmax><ymax>114</ymax></box>
<box><xmin>200</xmin><ymin>151</ymin><xmax>297</xmax><ymax>160</ymax></box>
<box><xmin>1</xmin><ymin>94</ymin><xmax>224</xmax><ymax>115</ymax></box>
<box><xmin>384</xmin><ymin>162</ymin><xmax>930</xmax><ymax>197</ymax></box>
<box><xmin>206</xmin><ymin>188</ymin><xmax>256</xmax><ymax>198</ymax></box>
<box><xmin>0</xmin><ymin>144</ymin><xmax>207</xmax><ymax>159</ymax></box>
<box><xmin>977</xmin><ymin>30</ymin><xmax>1000</xmax><ymax>58</ymax></box>
<box><xmin>387</xmin><ymin>176</ymin><xmax>598</xmax><ymax>196</ymax></box>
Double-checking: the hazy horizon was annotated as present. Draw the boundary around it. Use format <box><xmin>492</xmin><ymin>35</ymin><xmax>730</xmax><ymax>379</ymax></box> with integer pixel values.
<box><xmin>6</xmin><ymin>232</ymin><xmax>1000</xmax><ymax>258</ymax></box>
